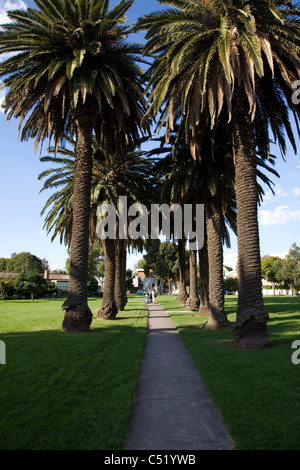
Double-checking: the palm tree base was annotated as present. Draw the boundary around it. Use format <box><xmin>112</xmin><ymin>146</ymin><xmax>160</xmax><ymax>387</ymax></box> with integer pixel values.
<box><xmin>177</xmin><ymin>293</ymin><xmax>188</xmax><ymax>306</ymax></box>
<box><xmin>189</xmin><ymin>298</ymin><xmax>200</xmax><ymax>309</ymax></box>
<box><xmin>62</xmin><ymin>302</ymin><xmax>93</xmax><ymax>333</ymax></box>
<box><xmin>116</xmin><ymin>299</ymin><xmax>126</xmax><ymax>311</ymax></box>
<box><xmin>194</xmin><ymin>305</ymin><xmax>210</xmax><ymax>317</ymax></box>
<box><xmin>233</xmin><ymin>313</ymin><xmax>268</xmax><ymax>349</ymax></box>
<box><xmin>97</xmin><ymin>301</ymin><xmax>118</xmax><ymax>320</ymax></box>
<box><xmin>202</xmin><ymin>318</ymin><xmax>232</xmax><ymax>330</ymax></box>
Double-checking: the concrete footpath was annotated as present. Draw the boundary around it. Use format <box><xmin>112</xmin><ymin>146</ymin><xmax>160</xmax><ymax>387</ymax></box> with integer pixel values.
<box><xmin>125</xmin><ymin>302</ymin><xmax>233</xmax><ymax>450</ymax></box>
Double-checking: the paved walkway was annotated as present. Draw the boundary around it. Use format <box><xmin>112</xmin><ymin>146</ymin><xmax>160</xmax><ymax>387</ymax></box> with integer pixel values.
<box><xmin>125</xmin><ymin>302</ymin><xmax>233</xmax><ymax>450</ymax></box>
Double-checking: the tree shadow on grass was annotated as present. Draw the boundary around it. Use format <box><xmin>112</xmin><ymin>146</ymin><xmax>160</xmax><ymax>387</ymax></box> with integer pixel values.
<box><xmin>0</xmin><ymin>323</ymin><xmax>148</xmax><ymax>450</ymax></box>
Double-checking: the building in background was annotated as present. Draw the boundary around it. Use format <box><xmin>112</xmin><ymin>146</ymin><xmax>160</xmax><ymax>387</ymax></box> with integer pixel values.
<box><xmin>44</xmin><ymin>270</ymin><xmax>69</xmax><ymax>291</ymax></box>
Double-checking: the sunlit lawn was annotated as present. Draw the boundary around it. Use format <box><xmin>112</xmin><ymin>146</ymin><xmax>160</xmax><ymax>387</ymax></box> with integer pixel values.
<box><xmin>1</xmin><ymin>294</ymin><xmax>300</xmax><ymax>450</ymax></box>
<box><xmin>157</xmin><ymin>294</ymin><xmax>300</xmax><ymax>450</ymax></box>
<box><xmin>0</xmin><ymin>295</ymin><xmax>148</xmax><ymax>450</ymax></box>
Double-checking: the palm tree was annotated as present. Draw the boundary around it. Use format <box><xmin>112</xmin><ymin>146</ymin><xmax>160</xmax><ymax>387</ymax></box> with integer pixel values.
<box><xmin>91</xmin><ymin>144</ymin><xmax>156</xmax><ymax>318</ymax></box>
<box><xmin>0</xmin><ymin>0</ymin><xmax>147</xmax><ymax>332</ymax></box>
<box><xmin>150</xmin><ymin>115</ymin><xmax>279</xmax><ymax>328</ymax></box>
<box><xmin>151</xmin><ymin>121</ymin><xmax>235</xmax><ymax>327</ymax></box>
<box><xmin>137</xmin><ymin>0</ymin><xmax>300</xmax><ymax>348</ymax></box>
<box><xmin>196</xmin><ymin>221</ymin><xmax>210</xmax><ymax>317</ymax></box>
<box><xmin>188</xmin><ymin>248</ymin><xmax>200</xmax><ymax>310</ymax></box>
<box><xmin>39</xmin><ymin>135</ymin><xmax>155</xmax><ymax>319</ymax></box>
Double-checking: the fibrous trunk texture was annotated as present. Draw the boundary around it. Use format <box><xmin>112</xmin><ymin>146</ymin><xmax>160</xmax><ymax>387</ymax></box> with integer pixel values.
<box><xmin>62</xmin><ymin>111</ymin><xmax>93</xmax><ymax>332</ymax></box>
<box><xmin>195</xmin><ymin>219</ymin><xmax>210</xmax><ymax>317</ymax></box>
<box><xmin>115</xmin><ymin>237</ymin><xmax>126</xmax><ymax>311</ymax></box>
<box><xmin>204</xmin><ymin>198</ymin><xmax>231</xmax><ymax>330</ymax></box>
<box><xmin>232</xmin><ymin>91</ymin><xmax>268</xmax><ymax>349</ymax></box>
<box><xmin>121</xmin><ymin>240</ymin><xmax>128</xmax><ymax>308</ymax></box>
<box><xmin>97</xmin><ymin>237</ymin><xmax>118</xmax><ymax>320</ymax></box>
<box><xmin>177</xmin><ymin>238</ymin><xmax>188</xmax><ymax>306</ymax></box>
<box><xmin>189</xmin><ymin>249</ymin><xmax>200</xmax><ymax>309</ymax></box>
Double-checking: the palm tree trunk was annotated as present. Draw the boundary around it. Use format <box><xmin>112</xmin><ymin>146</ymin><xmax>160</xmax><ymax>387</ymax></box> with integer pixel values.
<box><xmin>121</xmin><ymin>240</ymin><xmax>128</xmax><ymax>307</ymax></box>
<box><xmin>204</xmin><ymin>198</ymin><xmax>231</xmax><ymax>329</ymax></box>
<box><xmin>97</xmin><ymin>237</ymin><xmax>118</xmax><ymax>320</ymax></box>
<box><xmin>177</xmin><ymin>237</ymin><xmax>188</xmax><ymax>305</ymax></box>
<box><xmin>62</xmin><ymin>110</ymin><xmax>93</xmax><ymax>332</ymax></box>
<box><xmin>232</xmin><ymin>91</ymin><xmax>268</xmax><ymax>349</ymax></box>
<box><xmin>115</xmin><ymin>237</ymin><xmax>126</xmax><ymax>311</ymax></box>
<box><xmin>195</xmin><ymin>219</ymin><xmax>210</xmax><ymax>317</ymax></box>
<box><xmin>189</xmin><ymin>249</ymin><xmax>200</xmax><ymax>309</ymax></box>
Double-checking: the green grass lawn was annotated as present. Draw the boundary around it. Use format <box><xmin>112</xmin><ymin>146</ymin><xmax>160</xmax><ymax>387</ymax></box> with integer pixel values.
<box><xmin>1</xmin><ymin>294</ymin><xmax>300</xmax><ymax>450</ymax></box>
<box><xmin>0</xmin><ymin>295</ymin><xmax>148</xmax><ymax>450</ymax></box>
<box><xmin>157</xmin><ymin>295</ymin><xmax>300</xmax><ymax>450</ymax></box>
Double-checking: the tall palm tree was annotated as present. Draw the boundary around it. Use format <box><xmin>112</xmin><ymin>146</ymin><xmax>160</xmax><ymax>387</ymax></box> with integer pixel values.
<box><xmin>150</xmin><ymin>116</ymin><xmax>279</xmax><ymax>328</ymax></box>
<box><xmin>137</xmin><ymin>0</ymin><xmax>300</xmax><ymax>348</ymax></box>
<box><xmin>91</xmin><ymin>144</ymin><xmax>156</xmax><ymax>318</ymax></box>
<box><xmin>0</xmin><ymin>0</ymin><xmax>147</xmax><ymax>332</ymax></box>
<box><xmin>189</xmin><ymin>248</ymin><xmax>200</xmax><ymax>310</ymax></box>
<box><xmin>39</xmin><ymin>135</ymin><xmax>155</xmax><ymax>319</ymax></box>
<box><xmin>151</xmin><ymin>121</ymin><xmax>236</xmax><ymax>327</ymax></box>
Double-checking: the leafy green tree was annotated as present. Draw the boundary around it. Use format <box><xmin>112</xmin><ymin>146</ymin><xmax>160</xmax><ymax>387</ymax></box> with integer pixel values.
<box><xmin>125</xmin><ymin>269</ymin><xmax>134</xmax><ymax>292</ymax></box>
<box><xmin>224</xmin><ymin>277</ymin><xmax>238</xmax><ymax>294</ymax></box>
<box><xmin>137</xmin><ymin>0</ymin><xmax>300</xmax><ymax>348</ymax></box>
<box><xmin>261</xmin><ymin>255</ymin><xmax>282</xmax><ymax>294</ymax></box>
<box><xmin>155</xmin><ymin>241</ymin><xmax>179</xmax><ymax>294</ymax></box>
<box><xmin>0</xmin><ymin>0</ymin><xmax>147</xmax><ymax>332</ymax></box>
<box><xmin>0</xmin><ymin>258</ymin><xmax>8</xmax><ymax>271</ymax></box>
<box><xmin>0</xmin><ymin>278</ymin><xmax>16</xmax><ymax>298</ymax></box>
<box><xmin>270</xmin><ymin>259</ymin><xmax>290</xmax><ymax>292</ymax></box>
<box><xmin>87</xmin><ymin>275</ymin><xmax>99</xmax><ymax>296</ymax></box>
<box><xmin>6</xmin><ymin>252</ymin><xmax>48</xmax><ymax>274</ymax></box>
<box><xmin>140</xmin><ymin>239</ymin><xmax>161</xmax><ymax>277</ymax></box>
<box><xmin>14</xmin><ymin>271</ymin><xmax>48</xmax><ymax>301</ymax></box>
<box><xmin>136</xmin><ymin>240</ymin><xmax>178</xmax><ymax>293</ymax></box>
<box><xmin>283</xmin><ymin>243</ymin><xmax>300</xmax><ymax>291</ymax></box>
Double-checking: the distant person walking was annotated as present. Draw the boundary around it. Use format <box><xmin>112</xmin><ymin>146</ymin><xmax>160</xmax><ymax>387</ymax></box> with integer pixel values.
<box><xmin>151</xmin><ymin>284</ymin><xmax>156</xmax><ymax>304</ymax></box>
<box><xmin>145</xmin><ymin>292</ymin><xmax>149</xmax><ymax>304</ymax></box>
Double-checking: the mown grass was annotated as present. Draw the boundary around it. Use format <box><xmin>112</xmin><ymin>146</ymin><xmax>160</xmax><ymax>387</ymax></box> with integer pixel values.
<box><xmin>157</xmin><ymin>295</ymin><xmax>300</xmax><ymax>450</ymax></box>
<box><xmin>0</xmin><ymin>295</ymin><xmax>148</xmax><ymax>450</ymax></box>
<box><xmin>1</xmin><ymin>294</ymin><xmax>300</xmax><ymax>450</ymax></box>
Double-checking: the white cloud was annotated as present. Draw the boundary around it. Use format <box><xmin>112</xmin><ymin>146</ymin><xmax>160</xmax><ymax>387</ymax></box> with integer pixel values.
<box><xmin>270</xmin><ymin>251</ymin><xmax>288</xmax><ymax>260</ymax></box>
<box><xmin>260</xmin><ymin>205</ymin><xmax>300</xmax><ymax>226</ymax></box>
<box><xmin>296</xmin><ymin>160</ymin><xmax>300</xmax><ymax>170</ymax></box>
<box><xmin>0</xmin><ymin>0</ymin><xmax>27</xmax><ymax>24</ymax></box>
<box><xmin>127</xmin><ymin>251</ymin><xmax>143</xmax><ymax>271</ymax></box>
<box><xmin>49</xmin><ymin>263</ymin><xmax>65</xmax><ymax>272</ymax></box>
<box><xmin>261</xmin><ymin>184</ymin><xmax>288</xmax><ymax>205</ymax></box>
<box><xmin>0</xmin><ymin>1</ymin><xmax>27</xmax><ymax>111</ymax></box>
<box><xmin>293</xmin><ymin>188</ymin><xmax>300</xmax><ymax>197</ymax></box>
<box><xmin>223</xmin><ymin>253</ymin><xmax>238</xmax><ymax>270</ymax></box>
<box><xmin>261</xmin><ymin>190</ymin><xmax>273</xmax><ymax>204</ymax></box>
<box><xmin>0</xmin><ymin>85</ymin><xmax>6</xmax><ymax>110</ymax></box>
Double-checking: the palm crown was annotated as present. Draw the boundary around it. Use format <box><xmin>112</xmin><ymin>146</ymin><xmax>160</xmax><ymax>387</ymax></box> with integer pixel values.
<box><xmin>38</xmin><ymin>135</ymin><xmax>156</xmax><ymax>246</ymax></box>
<box><xmin>0</xmin><ymin>0</ymin><xmax>147</xmax><ymax>153</ymax></box>
<box><xmin>139</xmin><ymin>0</ymin><xmax>300</xmax><ymax>157</ymax></box>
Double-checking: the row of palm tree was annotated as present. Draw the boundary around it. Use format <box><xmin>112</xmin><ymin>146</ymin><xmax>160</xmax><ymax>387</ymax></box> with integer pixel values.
<box><xmin>0</xmin><ymin>0</ymin><xmax>299</xmax><ymax>348</ymax></box>
<box><xmin>38</xmin><ymin>134</ymin><xmax>157</xmax><ymax>320</ymax></box>
<box><xmin>136</xmin><ymin>0</ymin><xmax>300</xmax><ymax>348</ymax></box>
<box><xmin>39</xmin><ymin>125</ymin><xmax>277</xmax><ymax>329</ymax></box>
<box><xmin>150</xmin><ymin>121</ymin><xmax>279</xmax><ymax>329</ymax></box>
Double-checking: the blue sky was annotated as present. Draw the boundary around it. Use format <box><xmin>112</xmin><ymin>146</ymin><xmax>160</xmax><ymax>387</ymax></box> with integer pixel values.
<box><xmin>0</xmin><ymin>0</ymin><xmax>299</xmax><ymax>272</ymax></box>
